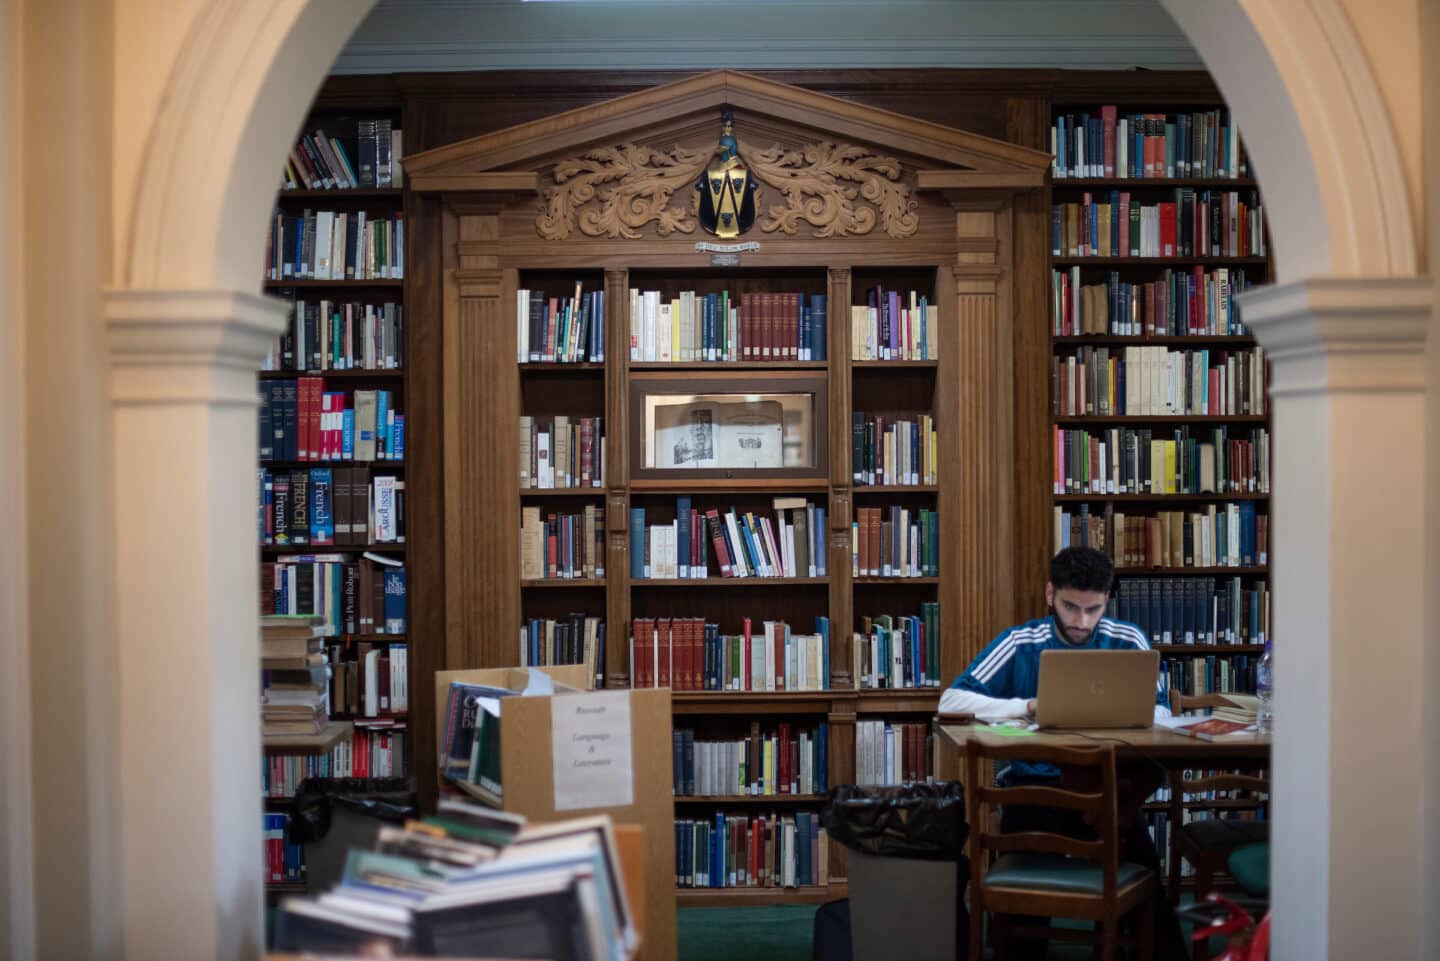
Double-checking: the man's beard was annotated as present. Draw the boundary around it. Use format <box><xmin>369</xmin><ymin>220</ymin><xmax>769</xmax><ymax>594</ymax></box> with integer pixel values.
<box><xmin>1050</xmin><ymin>607</ymin><xmax>1092</xmax><ymax>645</ymax></box>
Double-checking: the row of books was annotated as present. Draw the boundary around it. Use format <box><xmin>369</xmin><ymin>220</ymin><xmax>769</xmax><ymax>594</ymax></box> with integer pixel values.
<box><xmin>1052</xmin><ymin>426</ymin><xmax>1270</xmax><ymax>495</ymax></box>
<box><xmin>671</xmin><ymin>722</ymin><xmax>829</xmax><ymax>797</ymax></box>
<box><xmin>261</xmin><ymin>299</ymin><xmax>403</xmax><ymax>372</ymax></box>
<box><xmin>265</xmin><ymin>209</ymin><xmax>404</xmax><ymax>281</ymax></box>
<box><xmin>629</xmin><ymin>616</ymin><xmax>831</xmax><ymax>692</ymax></box>
<box><xmin>855</xmin><ymin>720</ymin><xmax>934</xmax><ymax>787</ymax></box>
<box><xmin>1051</xmin><ymin>266</ymin><xmax>1257</xmax><ymax>338</ymax></box>
<box><xmin>519</xmin><ymin>415</ymin><xmax>605</xmax><ymax>489</ymax></box>
<box><xmin>676</xmin><ymin>812</ymin><xmax>828</xmax><ymax>889</ymax></box>
<box><xmin>849</xmin><ymin>287</ymin><xmax>938</xmax><ymax>361</ymax></box>
<box><xmin>1052</xmin><ymin>190</ymin><xmax>1264</xmax><ymax>259</ymax></box>
<box><xmin>520</xmin><ymin>506</ymin><xmax>607</xmax><ymax>580</ymax></box>
<box><xmin>628</xmin><ymin>288</ymin><xmax>828</xmax><ymax>363</ymax></box>
<box><xmin>852</xmin><ymin>506</ymin><xmax>939</xmax><ymax>578</ymax></box>
<box><xmin>852</xmin><ymin>604</ymin><xmax>943</xmax><ymax>689</ymax></box>
<box><xmin>628</xmin><ymin>498</ymin><xmax>827</xmax><ymax>580</ymax></box>
<box><xmin>1160</xmin><ymin>655</ymin><xmax>1260</xmax><ymax>699</ymax></box>
<box><xmin>280</xmin><ymin>120</ymin><xmax>402</xmax><ymax>191</ymax></box>
<box><xmin>274</xmin><ymin>804</ymin><xmax>637</xmax><ymax>961</ymax></box>
<box><xmin>518</xmin><ymin>615</ymin><xmax>607</xmax><ymax>689</ymax></box>
<box><xmin>1051</xmin><ymin>108</ymin><xmax>1247</xmax><ymax>180</ymax></box>
<box><xmin>1052</xmin><ymin>345</ymin><xmax>1268</xmax><ymax>417</ymax></box>
<box><xmin>262</xmin><ymin>723</ymin><xmax>408</xmax><ymax>797</ymax></box>
<box><xmin>1141</xmin><ymin>807</ymin><xmax>1267</xmax><ymax>881</ymax></box>
<box><xmin>517</xmin><ymin>285</ymin><xmax>606</xmax><ymax>364</ymax></box>
<box><xmin>1056</xmin><ymin>503</ymin><xmax>1268</xmax><ymax>569</ymax></box>
<box><xmin>260</xmin><ymin>379</ymin><xmax>405</xmax><ymax>463</ymax></box>
<box><xmin>327</xmin><ymin>642</ymin><xmax>410</xmax><ymax>718</ymax></box>
<box><xmin>851</xmin><ymin>412</ymin><xmax>938</xmax><ymax>486</ymax></box>
<box><xmin>260</xmin><ymin>554</ymin><xmax>408</xmax><ymax>635</ymax></box>
<box><xmin>1110</xmin><ymin>576</ymin><xmax>1271</xmax><ymax>647</ymax></box>
<box><xmin>259</xmin><ymin>468</ymin><xmax>404</xmax><ymax>546</ymax></box>
<box><xmin>263</xmin><ymin>812</ymin><xmax>304</xmax><ymax>883</ymax></box>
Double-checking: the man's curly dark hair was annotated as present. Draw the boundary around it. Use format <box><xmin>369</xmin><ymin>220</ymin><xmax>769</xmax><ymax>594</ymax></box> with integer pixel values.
<box><xmin>1049</xmin><ymin>546</ymin><xmax>1116</xmax><ymax>595</ymax></box>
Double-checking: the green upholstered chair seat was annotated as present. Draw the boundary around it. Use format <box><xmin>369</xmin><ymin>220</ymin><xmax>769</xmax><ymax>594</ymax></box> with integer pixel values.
<box><xmin>982</xmin><ymin>853</ymin><xmax>1150</xmax><ymax>895</ymax></box>
<box><xmin>1227</xmin><ymin>843</ymin><xmax>1270</xmax><ymax>895</ymax></box>
<box><xmin>1180</xmin><ymin>818</ymin><xmax>1269</xmax><ymax>849</ymax></box>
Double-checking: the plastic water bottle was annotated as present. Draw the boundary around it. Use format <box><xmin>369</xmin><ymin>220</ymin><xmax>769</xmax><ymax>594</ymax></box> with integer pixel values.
<box><xmin>1255</xmin><ymin>640</ymin><xmax>1274</xmax><ymax>733</ymax></box>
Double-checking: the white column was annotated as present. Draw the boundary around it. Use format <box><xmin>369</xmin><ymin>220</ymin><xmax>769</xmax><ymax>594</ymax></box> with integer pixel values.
<box><xmin>105</xmin><ymin>288</ymin><xmax>287</xmax><ymax>961</ymax></box>
<box><xmin>1242</xmin><ymin>276</ymin><xmax>1433</xmax><ymax>961</ymax></box>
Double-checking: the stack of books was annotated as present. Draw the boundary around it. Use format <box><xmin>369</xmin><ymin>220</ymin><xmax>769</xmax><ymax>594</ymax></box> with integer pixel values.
<box><xmin>274</xmin><ymin>799</ymin><xmax>638</xmax><ymax>961</ymax></box>
<box><xmin>260</xmin><ymin>615</ymin><xmax>330</xmax><ymax>736</ymax></box>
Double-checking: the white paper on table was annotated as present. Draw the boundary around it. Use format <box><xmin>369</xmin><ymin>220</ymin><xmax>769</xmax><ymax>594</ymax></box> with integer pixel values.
<box><xmin>550</xmin><ymin>690</ymin><xmax>634</xmax><ymax>811</ymax></box>
<box><xmin>522</xmin><ymin>669</ymin><xmax>555</xmax><ymax>696</ymax></box>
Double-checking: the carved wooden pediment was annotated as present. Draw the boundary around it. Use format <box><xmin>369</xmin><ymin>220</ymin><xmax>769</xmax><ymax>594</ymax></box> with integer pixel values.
<box><xmin>404</xmin><ymin>71</ymin><xmax>1051</xmax><ymax>243</ymax></box>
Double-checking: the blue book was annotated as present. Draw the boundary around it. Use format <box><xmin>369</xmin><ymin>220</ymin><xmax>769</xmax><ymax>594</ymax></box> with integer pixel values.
<box><xmin>815</xmin><ymin>615</ymin><xmax>829</xmax><ymax>690</ymax></box>
<box><xmin>375</xmin><ymin>390</ymin><xmax>390</xmax><ymax>460</ymax></box>
<box><xmin>676</xmin><ymin>496</ymin><xmax>691</xmax><ymax>578</ymax></box>
<box><xmin>811</xmin><ymin>293</ymin><xmax>827</xmax><ymax>361</ymax></box>
<box><xmin>817</xmin><ymin>721</ymin><xmax>828</xmax><ymax>792</ymax></box>
<box><xmin>383</xmin><ymin>568</ymin><xmax>407</xmax><ymax>633</ymax></box>
<box><xmin>392</xmin><ymin>414</ymin><xmax>405</xmax><ymax>461</ymax></box>
<box><xmin>629</xmin><ymin>508</ymin><xmax>646</xmax><ymax>579</ymax></box>
<box><xmin>308</xmin><ymin>468</ymin><xmax>333</xmax><ymax>545</ymax></box>
<box><xmin>341</xmin><ymin>408</ymin><xmax>355</xmax><ymax>460</ymax></box>
<box><xmin>813</xmin><ymin>507</ymin><xmax>827</xmax><ymax>575</ymax></box>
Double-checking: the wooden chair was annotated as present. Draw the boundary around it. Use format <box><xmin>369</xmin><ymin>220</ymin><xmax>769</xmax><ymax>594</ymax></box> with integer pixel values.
<box><xmin>964</xmin><ymin>737</ymin><xmax>1156</xmax><ymax>961</ymax></box>
<box><xmin>1166</xmin><ymin>693</ymin><xmax>1270</xmax><ymax>904</ymax></box>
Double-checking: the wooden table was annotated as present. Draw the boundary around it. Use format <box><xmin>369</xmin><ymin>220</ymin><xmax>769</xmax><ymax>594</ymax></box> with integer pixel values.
<box><xmin>934</xmin><ymin>721</ymin><xmax>1270</xmax><ymax>781</ymax></box>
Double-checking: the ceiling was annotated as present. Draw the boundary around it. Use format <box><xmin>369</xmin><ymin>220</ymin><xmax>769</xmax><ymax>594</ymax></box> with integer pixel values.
<box><xmin>332</xmin><ymin>0</ymin><xmax>1203</xmax><ymax>74</ymax></box>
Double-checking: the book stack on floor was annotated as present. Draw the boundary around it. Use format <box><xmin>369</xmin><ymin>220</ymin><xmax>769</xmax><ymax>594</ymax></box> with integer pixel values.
<box><xmin>261</xmin><ymin>615</ymin><xmax>331</xmax><ymax>736</ymax></box>
<box><xmin>274</xmin><ymin>798</ymin><xmax>638</xmax><ymax>961</ymax></box>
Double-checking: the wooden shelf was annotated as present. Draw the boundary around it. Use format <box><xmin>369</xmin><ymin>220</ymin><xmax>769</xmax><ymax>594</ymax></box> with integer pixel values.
<box><xmin>676</xmin><ymin>885</ymin><xmax>836</xmax><ymax>907</ymax></box>
<box><xmin>851</xmin><ymin>360</ymin><xmax>938</xmax><ymax>369</ymax></box>
<box><xmin>672</xmin><ymin>691</ymin><xmax>833</xmax><ymax>715</ymax></box>
<box><xmin>1117</xmin><ymin>566</ymin><xmax>1268</xmax><ymax>576</ymax></box>
<box><xmin>855</xmin><ymin>688</ymin><xmax>942</xmax><ymax>714</ymax></box>
<box><xmin>1154</xmin><ymin>645</ymin><xmax>1265</xmax><ymax>654</ymax></box>
<box><xmin>1052</xmin><ymin>177</ymin><xmax>1259</xmax><ymax>189</ymax></box>
<box><xmin>263</xmin><ymin>796</ymin><xmax>296</xmax><ymax>809</ymax></box>
<box><xmin>853</xmin><ymin>484</ymin><xmax>939</xmax><ymax>494</ymax></box>
<box><xmin>328</xmin><ymin>633</ymin><xmax>408</xmax><ymax>643</ymax></box>
<box><xmin>1054</xmin><ymin>415</ymin><xmax>1267</xmax><ymax>425</ymax></box>
<box><xmin>519</xmin><ymin>362</ymin><xmax>605</xmax><ymax>372</ymax></box>
<box><xmin>276</xmin><ymin>188</ymin><xmax>403</xmax><ymax>200</ymax></box>
<box><xmin>262</xmin><ymin>720</ymin><xmax>352</xmax><ymax>755</ymax></box>
<box><xmin>1053</xmin><ymin>493</ymin><xmax>1268</xmax><ymax>503</ymax></box>
<box><xmin>264</xmin><ymin>279</ymin><xmax>403</xmax><ymax>289</ymax></box>
<box><xmin>630</xmin><ymin>478</ymin><xmax>829</xmax><ymax>493</ymax></box>
<box><xmin>854</xmin><ymin>576</ymin><xmax>939</xmax><ymax>585</ymax></box>
<box><xmin>633</xmin><ymin>577</ymin><xmax>828</xmax><ymax>588</ymax></box>
<box><xmin>520</xmin><ymin>487</ymin><xmax>606</xmax><ymax>497</ymax></box>
<box><xmin>1051</xmin><ymin>256</ymin><xmax>1268</xmax><ymax>266</ymax></box>
<box><xmin>1053</xmin><ymin>335</ymin><xmax>1256</xmax><ymax>347</ymax></box>
<box><xmin>260</xmin><ymin>542</ymin><xmax>405</xmax><ymax>555</ymax></box>
<box><xmin>265</xmin><ymin>881</ymin><xmax>308</xmax><ymax>896</ymax></box>
<box><xmin>1143</xmin><ymin>799</ymin><xmax>1267</xmax><ymax>812</ymax></box>
<box><xmin>630</xmin><ymin>361</ymin><xmax>828</xmax><ymax>371</ymax></box>
<box><xmin>521</xmin><ymin>578</ymin><xmax>606</xmax><ymax>588</ymax></box>
<box><xmin>263</xmin><ymin>460</ymin><xmax>405</xmax><ymax>471</ymax></box>
<box><xmin>258</xmin><ymin>369</ymin><xmax>404</xmax><ymax>380</ymax></box>
<box><xmin>674</xmin><ymin>794</ymin><xmax>828</xmax><ymax>805</ymax></box>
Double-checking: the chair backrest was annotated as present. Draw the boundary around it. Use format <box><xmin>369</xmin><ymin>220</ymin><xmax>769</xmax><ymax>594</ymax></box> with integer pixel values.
<box><xmin>964</xmin><ymin>737</ymin><xmax>1122</xmax><ymax>900</ymax></box>
<box><xmin>1170</xmin><ymin>691</ymin><xmax>1242</xmax><ymax>714</ymax></box>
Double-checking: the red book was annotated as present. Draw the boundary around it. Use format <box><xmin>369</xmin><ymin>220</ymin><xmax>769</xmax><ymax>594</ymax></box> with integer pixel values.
<box><xmin>1159</xmin><ymin>202</ymin><xmax>1177</xmax><ymax>257</ymax></box>
<box><xmin>657</xmin><ymin>618</ymin><xmax>672</xmax><ymax>690</ymax></box>
<box><xmin>773</xmin><ymin>622</ymin><xmax>786</xmax><ymax>691</ymax></box>
<box><xmin>778</xmin><ymin>723</ymin><xmax>791</xmax><ymax>794</ymax></box>
<box><xmin>1101</xmin><ymin>105</ymin><xmax>1117</xmax><ymax>177</ymax></box>
<box><xmin>1174</xmin><ymin>717</ymin><xmax>1252</xmax><ymax>740</ymax></box>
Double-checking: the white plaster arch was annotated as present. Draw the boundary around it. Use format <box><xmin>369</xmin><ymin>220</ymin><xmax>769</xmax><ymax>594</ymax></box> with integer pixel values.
<box><xmin>123</xmin><ymin>0</ymin><xmax>380</xmax><ymax>290</ymax></box>
<box><xmin>1160</xmin><ymin>0</ymin><xmax>1418</xmax><ymax>280</ymax></box>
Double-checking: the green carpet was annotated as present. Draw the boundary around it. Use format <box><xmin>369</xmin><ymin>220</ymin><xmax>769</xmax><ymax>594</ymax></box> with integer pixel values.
<box><xmin>679</xmin><ymin>906</ymin><xmax>819</xmax><ymax>961</ymax></box>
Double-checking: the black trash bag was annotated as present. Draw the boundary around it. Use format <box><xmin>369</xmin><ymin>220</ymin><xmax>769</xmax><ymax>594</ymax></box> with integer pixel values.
<box><xmin>287</xmin><ymin>776</ymin><xmax>416</xmax><ymax>845</ymax></box>
<box><xmin>823</xmin><ymin>781</ymin><xmax>967</xmax><ymax>861</ymax></box>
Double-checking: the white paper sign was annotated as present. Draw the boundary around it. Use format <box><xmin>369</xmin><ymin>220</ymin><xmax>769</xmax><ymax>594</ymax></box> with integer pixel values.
<box><xmin>551</xmin><ymin>691</ymin><xmax>634</xmax><ymax>811</ymax></box>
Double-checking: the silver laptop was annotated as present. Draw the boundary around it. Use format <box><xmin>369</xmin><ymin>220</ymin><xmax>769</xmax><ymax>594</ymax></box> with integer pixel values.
<box><xmin>1034</xmin><ymin>649</ymin><xmax>1161</xmax><ymax>729</ymax></box>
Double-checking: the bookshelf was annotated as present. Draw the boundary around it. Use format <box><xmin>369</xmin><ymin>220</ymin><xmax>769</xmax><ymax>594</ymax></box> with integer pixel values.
<box><xmin>400</xmin><ymin>68</ymin><xmax>1053</xmax><ymax>912</ymax></box>
<box><xmin>1046</xmin><ymin>91</ymin><xmax>1273</xmax><ymax>713</ymax></box>
<box><xmin>256</xmin><ymin>97</ymin><xmax>411</xmax><ymax>898</ymax></box>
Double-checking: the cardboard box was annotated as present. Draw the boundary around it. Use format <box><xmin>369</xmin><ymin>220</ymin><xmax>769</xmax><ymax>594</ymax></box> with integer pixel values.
<box><xmin>434</xmin><ymin>668</ymin><xmax>675</xmax><ymax>961</ymax></box>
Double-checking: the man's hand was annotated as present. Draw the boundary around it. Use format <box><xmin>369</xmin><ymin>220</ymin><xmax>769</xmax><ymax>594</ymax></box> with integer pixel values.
<box><xmin>1026</xmin><ymin>698</ymin><xmax>1037</xmax><ymax>716</ymax></box>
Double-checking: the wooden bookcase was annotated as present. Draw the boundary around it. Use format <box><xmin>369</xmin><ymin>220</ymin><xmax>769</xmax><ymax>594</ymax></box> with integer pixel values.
<box><xmin>256</xmin><ymin>95</ymin><xmax>412</xmax><ymax>897</ymax></box>
<box><xmin>1046</xmin><ymin>84</ymin><xmax>1273</xmax><ymax>703</ymax></box>
<box><xmin>401</xmin><ymin>69</ymin><xmax>1051</xmax><ymax>910</ymax></box>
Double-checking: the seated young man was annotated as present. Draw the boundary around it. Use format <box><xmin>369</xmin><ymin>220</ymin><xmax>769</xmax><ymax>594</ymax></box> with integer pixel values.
<box><xmin>940</xmin><ymin>546</ymin><xmax>1187</xmax><ymax>961</ymax></box>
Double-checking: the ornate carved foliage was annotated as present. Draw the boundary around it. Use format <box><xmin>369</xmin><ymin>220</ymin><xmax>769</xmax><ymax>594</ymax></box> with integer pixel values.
<box><xmin>536</xmin><ymin>139</ymin><xmax>919</xmax><ymax>241</ymax></box>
